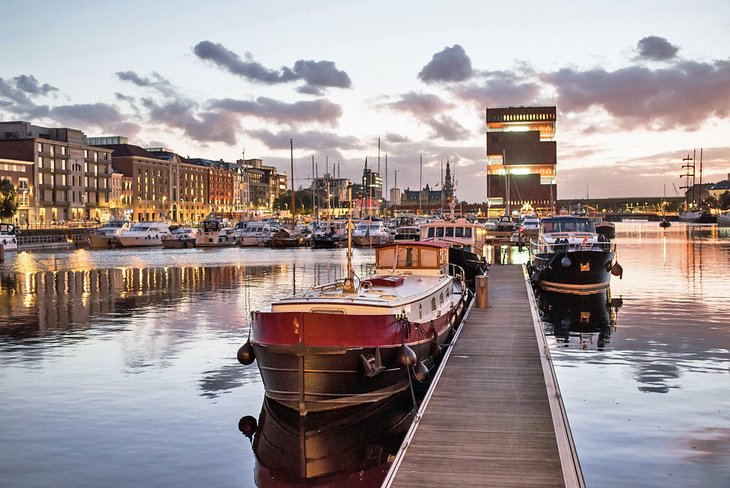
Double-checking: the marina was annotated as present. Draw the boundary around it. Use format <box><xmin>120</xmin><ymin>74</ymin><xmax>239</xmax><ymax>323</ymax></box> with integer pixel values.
<box><xmin>1</xmin><ymin>222</ymin><xmax>729</xmax><ymax>487</ymax></box>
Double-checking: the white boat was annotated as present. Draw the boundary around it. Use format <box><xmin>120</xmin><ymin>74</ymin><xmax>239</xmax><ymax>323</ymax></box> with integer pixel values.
<box><xmin>87</xmin><ymin>220</ymin><xmax>130</xmax><ymax>249</ymax></box>
<box><xmin>236</xmin><ymin>221</ymin><xmax>271</xmax><ymax>247</ymax></box>
<box><xmin>419</xmin><ymin>218</ymin><xmax>489</xmax><ymax>286</ymax></box>
<box><xmin>351</xmin><ymin>219</ymin><xmax>391</xmax><ymax>247</ymax></box>
<box><xmin>162</xmin><ymin>227</ymin><xmax>198</xmax><ymax>248</ymax></box>
<box><xmin>718</xmin><ymin>212</ymin><xmax>730</xmax><ymax>227</ymax></box>
<box><xmin>196</xmin><ymin>217</ymin><xmax>236</xmax><ymax>247</ymax></box>
<box><xmin>116</xmin><ymin>222</ymin><xmax>171</xmax><ymax>247</ymax></box>
<box><xmin>0</xmin><ymin>223</ymin><xmax>19</xmax><ymax>251</ymax></box>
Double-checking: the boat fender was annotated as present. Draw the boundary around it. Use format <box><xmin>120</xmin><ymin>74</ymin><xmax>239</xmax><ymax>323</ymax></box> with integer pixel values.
<box><xmin>396</xmin><ymin>344</ymin><xmax>417</xmax><ymax>367</ymax></box>
<box><xmin>611</xmin><ymin>262</ymin><xmax>624</xmax><ymax>279</ymax></box>
<box><xmin>413</xmin><ymin>361</ymin><xmax>430</xmax><ymax>382</ymax></box>
<box><xmin>561</xmin><ymin>256</ymin><xmax>571</xmax><ymax>268</ymax></box>
<box><xmin>238</xmin><ymin>415</ymin><xmax>258</xmax><ymax>440</ymax></box>
<box><xmin>237</xmin><ymin>339</ymin><xmax>256</xmax><ymax>365</ymax></box>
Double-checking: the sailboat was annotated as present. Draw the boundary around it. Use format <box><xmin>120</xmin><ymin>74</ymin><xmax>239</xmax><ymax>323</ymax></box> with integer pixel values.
<box><xmin>678</xmin><ymin>149</ymin><xmax>715</xmax><ymax>223</ymax></box>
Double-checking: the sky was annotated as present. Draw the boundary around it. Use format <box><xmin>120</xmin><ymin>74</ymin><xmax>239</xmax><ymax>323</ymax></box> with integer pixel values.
<box><xmin>2</xmin><ymin>0</ymin><xmax>730</xmax><ymax>202</ymax></box>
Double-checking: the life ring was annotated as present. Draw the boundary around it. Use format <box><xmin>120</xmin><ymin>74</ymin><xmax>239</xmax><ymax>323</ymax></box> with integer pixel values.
<box><xmin>359</xmin><ymin>281</ymin><xmax>373</xmax><ymax>292</ymax></box>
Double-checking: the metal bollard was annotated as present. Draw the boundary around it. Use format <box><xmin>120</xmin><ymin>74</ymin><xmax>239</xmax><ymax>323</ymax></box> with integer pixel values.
<box><xmin>476</xmin><ymin>274</ymin><xmax>489</xmax><ymax>309</ymax></box>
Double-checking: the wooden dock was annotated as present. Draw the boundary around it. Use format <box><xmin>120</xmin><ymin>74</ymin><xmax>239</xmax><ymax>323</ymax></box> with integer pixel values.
<box><xmin>384</xmin><ymin>264</ymin><xmax>584</xmax><ymax>488</ymax></box>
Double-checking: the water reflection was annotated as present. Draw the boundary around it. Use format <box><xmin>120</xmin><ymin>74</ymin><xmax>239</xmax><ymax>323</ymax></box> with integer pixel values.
<box><xmin>539</xmin><ymin>290</ymin><xmax>622</xmax><ymax>350</ymax></box>
<box><xmin>240</xmin><ymin>393</ymin><xmax>417</xmax><ymax>487</ymax></box>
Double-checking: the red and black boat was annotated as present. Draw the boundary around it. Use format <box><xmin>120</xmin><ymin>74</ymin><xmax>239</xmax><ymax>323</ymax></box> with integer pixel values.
<box><xmin>238</xmin><ymin>237</ymin><xmax>469</xmax><ymax>415</ymax></box>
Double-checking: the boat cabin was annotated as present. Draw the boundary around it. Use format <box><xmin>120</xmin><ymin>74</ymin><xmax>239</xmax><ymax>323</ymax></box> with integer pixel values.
<box><xmin>540</xmin><ymin>216</ymin><xmax>596</xmax><ymax>235</ymax></box>
<box><xmin>375</xmin><ymin>242</ymin><xmax>450</xmax><ymax>276</ymax></box>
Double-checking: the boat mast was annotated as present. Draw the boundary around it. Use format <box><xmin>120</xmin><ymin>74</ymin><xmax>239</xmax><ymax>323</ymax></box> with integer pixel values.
<box><xmin>290</xmin><ymin>139</ymin><xmax>295</xmax><ymax>222</ymax></box>
<box><xmin>699</xmin><ymin>148</ymin><xmax>703</xmax><ymax>207</ymax></box>
<box><xmin>344</xmin><ymin>192</ymin><xmax>355</xmax><ymax>293</ymax></box>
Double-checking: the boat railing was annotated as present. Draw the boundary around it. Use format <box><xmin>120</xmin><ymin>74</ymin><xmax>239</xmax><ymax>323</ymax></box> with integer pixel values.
<box><xmin>529</xmin><ymin>239</ymin><xmax>616</xmax><ymax>256</ymax></box>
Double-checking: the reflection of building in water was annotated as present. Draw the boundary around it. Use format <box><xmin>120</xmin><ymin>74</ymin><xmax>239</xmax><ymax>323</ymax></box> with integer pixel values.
<box><xmin>242</xmin><ymin>391</ymin><xmax>416</xmax><ymax>486</ymax></box>
<box><xmin>539</xmin><ymin>290</ymin><xmax>621</xmax><ymax>350</ymax></box>
<box><xmin>0</xmin><ymin>265</ymin><xmax>277</xmax><ymax>340</ymax></box>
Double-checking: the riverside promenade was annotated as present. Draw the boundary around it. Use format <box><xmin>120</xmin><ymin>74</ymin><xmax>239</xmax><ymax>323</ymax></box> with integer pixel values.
<box><xmin>384</xmin><ymin>264</ymin><xmax>584</xmax><ymax>488</ymax></box>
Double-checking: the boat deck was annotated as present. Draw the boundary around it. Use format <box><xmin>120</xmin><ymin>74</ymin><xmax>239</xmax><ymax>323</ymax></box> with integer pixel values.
<box><xmin>384</xmin><ymin>264</ymin><xmax>584</xmax><ymax>487</ymax></box>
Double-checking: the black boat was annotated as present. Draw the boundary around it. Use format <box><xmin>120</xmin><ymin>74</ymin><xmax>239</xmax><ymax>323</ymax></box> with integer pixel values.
<box><xmin>528</xmin><ymin>216</ymin><xmax>621</xmax><ymax>295</ymax></box>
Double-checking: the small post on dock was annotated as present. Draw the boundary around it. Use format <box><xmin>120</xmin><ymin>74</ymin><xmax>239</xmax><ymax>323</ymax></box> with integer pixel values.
<box><xmin>0</xmin><ymin>242</ymin><xmax>4</xmax><ymax>262</ymax></box>
<box><xmin>475</xmin><ymin>274</ymin><xmax>489</xmax><ymax>308</ymax></box>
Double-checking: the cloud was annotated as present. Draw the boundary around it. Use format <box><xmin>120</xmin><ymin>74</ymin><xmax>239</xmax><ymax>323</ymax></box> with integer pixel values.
<box><xmin>0</xmin><ymin>74</ymin><xmax>57</xmax><ymax>108</ymax></box>
<box><xmin>247</xmin><ymin>128</ymin><xmax>362</xmax><ymax>151</ymax></box>
<box><xmin>418</xmin><ymin>44</ymin><xmax>473</xmax><ymax>83</ymax></box>
<box><xmin>385</xmin><ymin>132</ymin><xmax>410</xmax><ymax>143</ymax></box>
<box><xmin>636</xmin><ymin>36</ymin><xmax>679</xmax><ymax>61</ymax></box>
<box><xmin>543</xmin><ymin>59</ymin><xmax>730</xmax><ymax>129</ymax></box>
<box><xmin>116</xmin><ymin>70</ymin><xmax>176</xmax><ymax>97</ymax></box>
<box><xmin>13</xmin><ymin>75</ymin><xmax>57</xmax><ymax>96</ymax></box>
<box><xmin>142</xmin><ymin>98</ymin><xmax>240</xmax><ymax>145</ymax></box>
<box><xmin>193</xmin><ymin>41</ymin><xmax>351</xmax><ymax>93</ymax></box>
<box><xmin>428</xmin><ymin>115</ymin><xmax>471</xmax><ymax>141</ymax></box>
<box><xmin>456</xmin><ymin>70</ymin><xmax>543</xmax><ymax>106</ymax></box>
<box><xmin>209</xmin><ymin>96</ymin><xmax>342</xmax><ymax>125</ymax></box>
<box><xmin>383</xmin><ymin>92</ymin><xmax>454</xmax><ymax>118</ymax></box>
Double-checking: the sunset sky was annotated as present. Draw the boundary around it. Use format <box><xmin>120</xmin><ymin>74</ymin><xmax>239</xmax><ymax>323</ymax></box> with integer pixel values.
<box><xmin>2</xmin><ymin>0</ymin><xmax>730</xmax><ymax>202</ymax></box>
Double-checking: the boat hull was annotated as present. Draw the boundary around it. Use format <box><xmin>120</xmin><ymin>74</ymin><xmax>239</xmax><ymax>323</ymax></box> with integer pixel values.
<box><xmin>531</xmin><ymin>249</ymin><xmax>614</xmax><ymax>295</ymax></box>
<box><xmin>251</xmin><ymin>303</ymin><xmax>464</xmax><ymax>414</ymax></box>
<box><xmin>162</xmin><ymin>238</ymin><xmax>196</xmax><ymax>248</ymax></box>
<box><xmin>116</xmin><ymin>236</ymin><xmax>164</xmax><ymax>247</ymax></box>
<box><xmin>352</xmin><ymin>235</ymin><xmax>389</xmax><ymax>247</ymax></box>
<box><xmin>311</xmin><ymin>235</ymin><xmax>346</xmax><ymax>249</ymax></box>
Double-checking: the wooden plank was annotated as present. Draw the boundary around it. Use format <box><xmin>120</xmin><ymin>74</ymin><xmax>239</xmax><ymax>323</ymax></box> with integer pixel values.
<box><xmin>385</xmin><ymin>264</ymin><xmax>583</xmax><ymax>488</ymax></box>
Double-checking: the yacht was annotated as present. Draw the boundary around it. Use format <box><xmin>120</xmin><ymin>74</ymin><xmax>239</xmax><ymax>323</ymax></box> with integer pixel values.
<box><xmin>718</xmin><ymin>212</ymin><xmax>730</xmax><ymax>227</ymax></box>
<box><xmin>196</xmin><ymin>217</ymin><xmax>236</xmax><ymax>247</ymax></box>
<box><xmin>351</xmin><ymin>218</ymin><xmax>391</xmax><ymax>247</ymax></box>
<box><xmin>116</xmin><ymin>222</ymin><xmax>171</xmax><ymax>247</ymax></box>
<box><xmin>87</xmin><ymin>220</ymin><xmax>130</xmax><ymax>249</ymax></box>
<box><xmin>236</xmin><ymin>221</ymin><xmax>271</xmax><ymax>247</ymax></box>
<box><xmin>419</xmin><ymin>217</ymin><xmax>489</xmax><ymax>287</ymax></box>
<box><xmin>162</xmin><ymin>227</ymin><xmax>198</xmax><ymax>248</ymax></box>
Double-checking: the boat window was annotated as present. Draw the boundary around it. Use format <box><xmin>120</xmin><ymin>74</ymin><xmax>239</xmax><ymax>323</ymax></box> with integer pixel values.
<box><xmin>465</xmin><ymin>228</ymin><xmax>472</xmax><ymax>238</ymax></box>
<box><xmin>455</xmin><ymin>227</ymin><xmax>464</xmax><ymax>237</ymax></box>
<box><xmin>439</xmin><ymin>292</ymin><xmax>444</xmax><ymax>304</ymax></box>
<box><xmin>369</xmin><ymin>224</ymin><xmax>381</xmax><ymax>232</ymax></box>
<box><xmin>421</xmin><ymin>248</ymin><xmax>438</xmax><ymax>268</ymax></box>
<box><xmin>436</xmin><ymin>227</ymin><xmax>444</xmax><ymax>237</ymax></box>
<box><xmin>445</xmin><ymin>227</ymin><xmax>454</xmax><ymax>237</ymax></box>
<box><xmin>431</xmin><ymin>297</ymin><xmax>437</xmax><ymax>311</ymax></box>
<box><xmin>377</xmin><ymin>248</ymin><xmax>395</xmax><ymax>268</ymax></box>
<box><xmin>427</xmin><ymin>227</ymin><xmax>435</xmax><ymax>238</ymax></box>
<box><xmin>397</xmin><ymin>247</ymin><xmax>415</xmax><ymax>267</ymax></box>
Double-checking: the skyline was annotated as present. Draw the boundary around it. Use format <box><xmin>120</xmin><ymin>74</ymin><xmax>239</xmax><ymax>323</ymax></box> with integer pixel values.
<box><xmin>2</xmin><ymin>0</ymin><xmax>730</xmax><ymax>202</ymax></box>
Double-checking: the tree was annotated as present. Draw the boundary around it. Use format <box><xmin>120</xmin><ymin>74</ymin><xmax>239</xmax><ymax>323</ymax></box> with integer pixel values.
<box><xmin>719</xmin><ymin>191</ymin><xmax>730</xmax><ymax>210</ymax></box>
<box><xmin>0</xmin><ymin>178</ymin><xmax>18</xmax><ymax>221</ymax></box>
<box><xmin>273</xmin><ymin>189</ymin><xmax>313</xmax><ymax>215</ymax></box>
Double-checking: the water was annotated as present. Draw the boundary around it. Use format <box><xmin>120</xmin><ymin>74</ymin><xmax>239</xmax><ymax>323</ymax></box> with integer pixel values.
<box><xmin>539</xmin><ymin>223</ymin><xmax>730</xmax><ymax>487</ymax></box>
<box><xmin>1</xmin><ymin>224</ymin><xmax>729</xmax><ymax>487</ymax></box>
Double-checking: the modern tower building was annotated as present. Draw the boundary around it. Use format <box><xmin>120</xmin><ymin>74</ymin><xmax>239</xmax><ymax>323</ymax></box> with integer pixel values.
<box><xmin>485</xmin><ymin>106</ymin><xmax>557</xmax><ymax>216</ymax></box>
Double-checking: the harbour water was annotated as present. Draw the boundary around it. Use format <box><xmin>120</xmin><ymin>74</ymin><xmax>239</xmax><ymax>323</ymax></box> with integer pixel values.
<box><xmin>0</xmin><ymin>223</ymin><xmax>729</xmax><ymax>487</ymax></box>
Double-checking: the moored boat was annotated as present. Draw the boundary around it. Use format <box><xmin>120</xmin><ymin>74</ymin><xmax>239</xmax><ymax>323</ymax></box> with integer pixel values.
<box><xmin>87</xmin><ymin>220</ymin><xmax>130</xmax><ymax>249</ymax></box>
<box><xmin>351</xmin><ymin>218</ymin><xmax>391</xmax><ymax>247</ymax></box>
<box><xmin>195</xmin><ymin>217</ymin><xmax>235</xmax><ymax>247</ymax></box>
<box><xmin>0</xmin><ymin>223</ymin><xmax>19</xmax><ymax>251</ymax></box>
<box><xmin>236</xmin><ymin>221</ymin><xmax>271</xmax><ymax>247</ymax></box>
<box><xmin>311</xmin><ymin>220</ymin><xmax>347</xmax><ymax>249</ymax></box>
<box><xmin>162</xmin><ymin>226</ymin><xmax>197</xmax><ymax>248</ymax></box>
<box><xmin>594</xmin><ymin>220</ymin><xmax>616</xmax><ymax>240</ymax></box>
<box><xmin>116</xmin><ymin>221</ymin><xmax>171</xmax><ymax>247</ymax></box>
<box><xmin>419</xmin><ymin>217</ymin><xmax>489</xmax><ymax>288</ymax></box>
<box><xmin>239</xmin><ymin>238</ymin><xmax>469</xmax><ymax>415</ymax></box>
<box><xmin>528</xmin><ymin>215</ymin><xmax>620</xmax><ymax>295</ymax></box>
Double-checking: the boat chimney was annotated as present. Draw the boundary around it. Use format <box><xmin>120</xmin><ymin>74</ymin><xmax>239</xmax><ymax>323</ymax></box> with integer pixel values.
<box><xmin>344</xmin><ymin>210</ymin><xmax>356</xmax><ymax>293</ymax></box>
